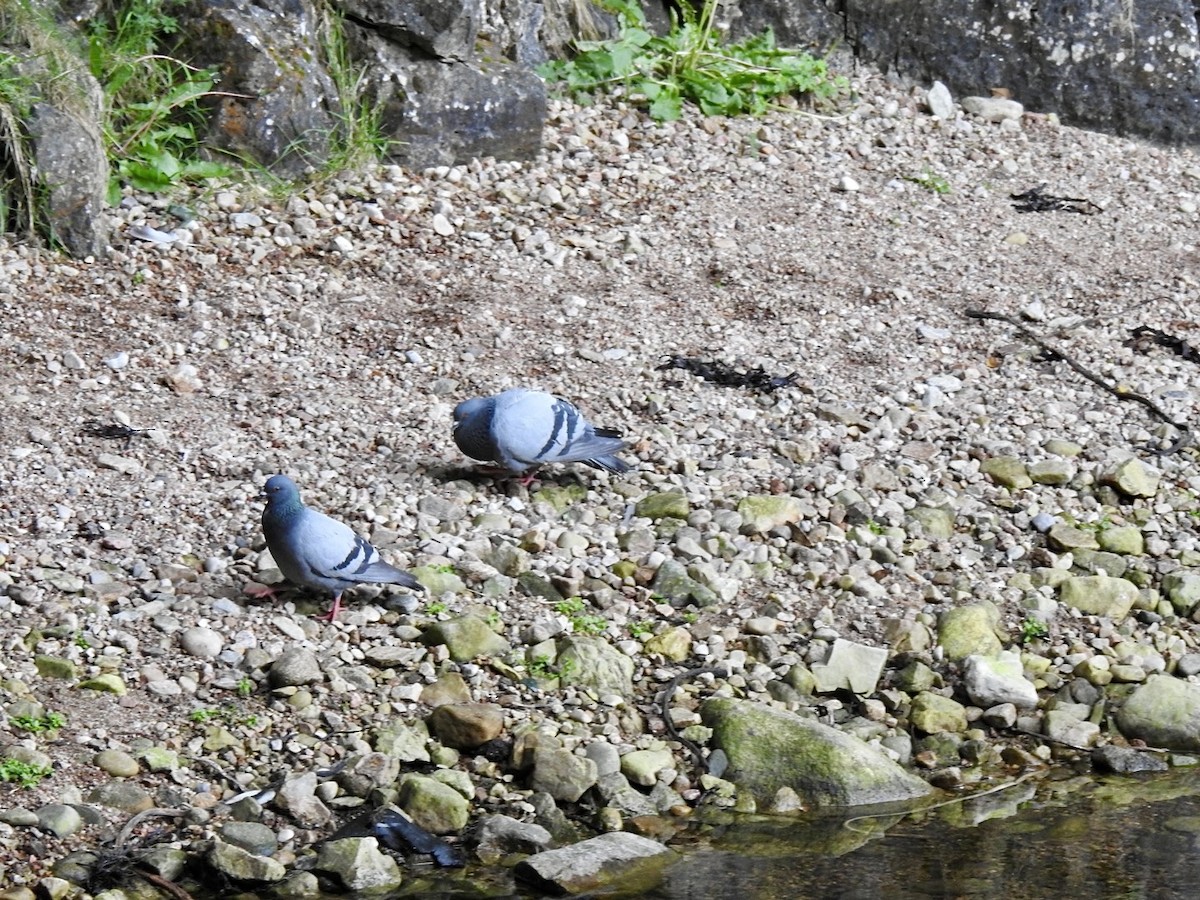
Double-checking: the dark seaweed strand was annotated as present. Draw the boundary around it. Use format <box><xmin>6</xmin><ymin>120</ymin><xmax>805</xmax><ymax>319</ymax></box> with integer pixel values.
<box><xmin>965</xmin><ymin>309</ymin><xmax>1191</xmax><ymax>455</ymax></box>
<box><xmin>1126</xmin><ymin>325</ymin><xmax>1200</xmax><ymax>365</ymax></box>
<box><xmin>661</xmin><ymin>665</ymin><xmax>724</xmax><ymax>774</ymax></box>
<box><xmin>1010</xmin><ymin>185</ymin><xmax>1102</xmax><ymax>215</ymax></box>
<box><xmin>656</xmin><ymin>356</ymin><xmax>798</xmax><ymax>393</ymax></box>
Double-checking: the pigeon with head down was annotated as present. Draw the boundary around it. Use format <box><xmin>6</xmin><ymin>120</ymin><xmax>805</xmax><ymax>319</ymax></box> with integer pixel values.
<box><xmin>452</xmin><ymin>388</ymin><xmax>632</xmax><ymax>483</ymax></box>
<box><xmin>248</xmin><ymin>475</ymin><xmax>424</xmax><ymax>621</ymax></box>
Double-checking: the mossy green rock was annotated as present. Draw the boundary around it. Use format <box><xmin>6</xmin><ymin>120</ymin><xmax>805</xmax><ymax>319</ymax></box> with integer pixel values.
<box><xmin>1162</xmin><ymin>571</ymin><xmax>1200</xmax><ymax>615</ymax></box>
<box><xmin>1047</xmin><ymin>523</ymin><xmax>1100</xmax><ymax>552</ymax></box>
<box><xmin>895</xmin><ymin>660</ymin><xmax>939</xmax><ymax>692</ymax></box>
<box><xmin>1043</xmin><ymin>438</ymin><xmax>1083</xmax><ymax>457</ymax></box>
<box><xmin>410</xmin><ymin>566</ymin><xmax>466</xmax><ymax>596</ymax></box>
<box><xmin>736</xmin><ymin>495</ymin><xmax>802</xmax><ymax>534</ymax></box>
<box><xmin>906</xmin><ymin>506</ymin><xmax>955</xmax><ymax>540</ymax></box>
<box><xmin>79</xmin><ymin>674</ymin><xmax>126</xmax><ymax>695</ymax></box>
<box><xmin>636</xmin><ymin>491</ymin><xmax>690</xmax><ymax>521</ymax></box>
<box><xmin>1070</xmin><ymin>549</ymin><xmax>1127</xmax><ymax>578</ymax></box>
<box><xmin>558</xmin><ymin>635</ymin><xmax>634</xmax><ymax>697</ymax></box>
<box><xmin>980</xmin><ymin>456</ymin><xmax>1032</xmax><ymax>489</ymax></box>
<box><xmin>1102</xmin><ymin>457</ymin><xmax>1160</xmax><ymax>498</ymax></box>
<box><xmin>1028</xmin><ymin>459</ymin><xmax>1075</xmax><ymax>485</ymax></box>
<box><xmin>620</xmin><ymin>748</ymin><xmax>675</xmax><ymax>787</ymax></box>
<box><xmin>937</xmin><ymin>604</ymin><xmax>1003</xmax><ymax>660</ymax></box>
<box><xmin>514</xmin><ymin>832</ymin><xmax>677</xmax><ymax>896</ymax></box>
<box><xmin>137</xmin><ymin>746</ymin><xmax>179</xmax><ymax>773</ymax></box>
<box><xmin>422</xmin><ymin>615</ymin><xmax>511</xmax><ymax>662</ymax></box>
<box><xmin>1116</xmin><ymin>675</ymin><xmax>1200</xmax><ymax>751</ymax></box>
<box><xmin>608</xmin><ymin>561</ymin><xmax>635</xmax><ymax>582</ymax></box>
<box><xmin>642</xmin><ymin>626</ymin><xmax>691</xmax><ymax>662</ymax></box>
<box><xmin>399</xmin><ymin>774</ymin><xmax>471</xmax><ymax>833</ymax></box>
<box><xmin>649</xmin><ymin>559</ymin><xmax>718</xmax><ymax>607</ymax></box>
<box><xmin>315</xmin><ymin>837</ymin><xmax>404</xmax><ymax>892</ymax></box>
<box><xmin>1097</xmin><ymin>525</ymin><xmax>1144</xmax><ymax>556</ymax></box>
<box><xmin>34</xmin><ymin>656</ymin><xmax>76</xmax><ymax>680</ymax></box>
<box><xmin>517</xmin><ymin>571</ymin><xmax>565</xmax><ymax>603</ymax></box>
<box><xmin>1058</xmin><ymin>575</ymin><xmax>1138</xmax><ymax>620</ymax></box>
<box><xmin>909</xmin><ymin>691</ymin><xmax>969</xmax><ymax>734</ymax></box>
<box><xmin>533</xmin><ymin>483</ymin><xmax>588</xmax><ymax>514</ymax></box>
<box><xmin>207</xmin><ymin>838</ymin><xmax>286</xmax><ymax>883</ymax></box>
<box><xmin>701</xmin><ymin>698</ymin><xmax>934</xmax><ymax>807</ymax></box>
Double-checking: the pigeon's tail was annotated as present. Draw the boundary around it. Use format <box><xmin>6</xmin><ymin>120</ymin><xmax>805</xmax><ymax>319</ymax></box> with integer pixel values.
<box><xmin>357</xmin><ymin>561</ymin><xmax>425</xmax><ymax>592</ymax></box>
<box><xmin>584</xmin><ymin>453</ymin><xmax>632</xmax><ymax>474</ymax></box>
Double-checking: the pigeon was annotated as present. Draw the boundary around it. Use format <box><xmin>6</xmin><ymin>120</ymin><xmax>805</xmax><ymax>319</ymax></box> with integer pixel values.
<box><xmin>452</xmin><ymin>388</ymin><xmax>631</xmax><ymax>482</ymax></box>
<box><xmin>247</xmin><ymin>474</ymin><xmax>424</xmax><ymax>621</ymax></box>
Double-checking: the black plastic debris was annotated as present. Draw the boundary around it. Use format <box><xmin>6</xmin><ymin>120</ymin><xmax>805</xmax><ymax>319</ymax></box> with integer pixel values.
<box><xmin>1010</xmin><ymin>185</ymin><xmax>1101</xmax><ymax>215</ymax></box>
<box><xmin>656</xmin><ymin>356</ymin><xmax>798</xmax><ymax>393</ymax></box>
<box><xmin>1126</xmin><ymin>325</ymin><xmax>1200</xmax><ymax>365</ymax></box>
<box><xmin>326</xmin><ymin>805</ymin><xmax>464</xmax><ymax>867</ymax></box>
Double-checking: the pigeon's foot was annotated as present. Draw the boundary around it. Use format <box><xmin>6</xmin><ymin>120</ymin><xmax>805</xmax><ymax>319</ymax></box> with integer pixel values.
<box><xmin>315</xmin><ymin>593</ymin><xmax>344</xmax><ymax>622</ymax></box>
<box><xmin>244</xmin><ymin>582</ymin><xmax>281</xmax><ymax>600</ymax></box>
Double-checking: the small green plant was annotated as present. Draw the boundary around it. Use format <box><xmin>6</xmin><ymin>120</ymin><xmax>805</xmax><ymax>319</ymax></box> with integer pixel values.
<box><xmin>316</xmin><ymin>2</ymin><xmax>393</xmax><ymax>173</ymax></box>
<box><xmin>866</xmin><ymin>519</ymin><xmax>886</xmax><ymax>535</ymax></box>
<box><xmin>680</xmin><ymin>611</ymin><xmax>699</xmax><ymax>624</ymax></box>
<box><xmin>74</xmin><ymin>632</ymin><xmax>91</xmax><ymax>649</ymax></box>
<box><xmin>11</xmin><ymin>711</ymin><xmax>66</xmax><ymax>733</ymax></box>
<box><xmin>538</xmin><ymin>0</ymin><xmax>845</xmax><ymax>122</ymax></box>
<box><xmin>426</xmin><ymin>600</ymin><xmax>448</xmax><ymax>615</ymax></box>
<box><xmin>526</xmin><ymin>656</ymin><xmax>556</xmax><ymax>677</ymax></box>
<box><xmin>906</xmin><ymin>169</ymin><xmax>951</xmax><ymax>194</ymax></box>
<box><xmin>236</xmin><ymin>678</ymin><xmax>253</xmax><ymax>697</ymax></box>
<box><xmin>86</xmin><ymin>0</ymin><xmax>230</xmax><ymax>200</ymax></box>
<box><xmin>554</xmin><ymin>597</ymin><xmax>587</xmax><ymax>616</ymax></box>
<box><xmin>189</xmin><ymin>704</ymin><xmax>257</xmax><ymax>727</ymax></box>
<box><xmin>628</xmin><ymin>620</ymin><xmax>653</xmax><ymax>638</ymax></box>
<box><xmin>557</xmin><ymin>657</ymin><xmax>578</xmax><ymax>678</ymax></box>
<box><xmin>1019</xmin><ymin>617</ymin><xmax>1049</xmax><ymax>643</ymax></box>
<box><xmin>0</xmin><ymin>758</ymin><xmax>52</xmax><ymax>788</ymax></box>
<box><xmin>571</xmin><ymin>614</ymin><xmax>608</xmax><ymax>635</ymax></box>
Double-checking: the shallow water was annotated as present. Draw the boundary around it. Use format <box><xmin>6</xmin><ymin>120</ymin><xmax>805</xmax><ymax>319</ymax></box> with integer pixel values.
<box><xmin>181</xmin><ymin>770</ymin><xmax>1200</xmax><ymax>898</ymax></box>
<box><xmin>653</xmin><ymin>771</ymin><xmax>1200</xmax><ymax>900</ymax></box>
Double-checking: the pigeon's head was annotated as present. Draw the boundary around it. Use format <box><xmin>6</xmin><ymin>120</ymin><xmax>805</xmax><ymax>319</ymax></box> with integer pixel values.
<box><xmin>452</xmin><ymin>397</ymin><xmax>495</xmax><ymax>461</ymax></box>
<box><xmin>262</xmin><ymin>474</ymin><xmax>301</xmax><ymax>507</ymax></box>
<box><xmin>452</xmin><ymin>397</ymin><xmax>490</xmax><ymax>430</ymax></box>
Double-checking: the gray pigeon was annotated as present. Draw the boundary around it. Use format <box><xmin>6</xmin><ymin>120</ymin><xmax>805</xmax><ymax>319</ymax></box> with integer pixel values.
<box><xmin>250</xmin><ymin>474</ymin><xmax>423</xmax><ymax>621</ymax></box>
<box><xmin>452</xmin><ymin>388</ymin><xmax>631</xmax><ymax>481</ymax></box>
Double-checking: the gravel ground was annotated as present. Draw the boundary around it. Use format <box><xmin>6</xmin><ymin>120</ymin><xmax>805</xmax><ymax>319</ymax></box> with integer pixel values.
<box><xmin>3</xmin><ymin>66</ymin><xmax>1200</xmax><ymax>891</ymax></box>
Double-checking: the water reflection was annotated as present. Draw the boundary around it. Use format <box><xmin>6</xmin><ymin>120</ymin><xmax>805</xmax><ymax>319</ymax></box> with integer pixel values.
<box><xmin>657</xmin><ymin>772</ymin><xmax>1200</xmax><ymax>900</ymax></box>
<box><xmin>177</xmin><ymin>772</ymin><xmax>1200</xmax><ymax>898</ymax></box>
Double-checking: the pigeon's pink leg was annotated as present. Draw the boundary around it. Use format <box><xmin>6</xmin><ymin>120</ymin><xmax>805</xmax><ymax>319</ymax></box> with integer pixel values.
<box><xmin>244</xmin><ymin>583</ymin><xmax>281</xmax><ymax>600</ymax></box>
<box><xmin>518</xmin><ymin>468</ymin><xmax>542</xmax><ymax>487</ymax></box>
<box><xmin>316</xmin><ymin>593</ymin><xmax>343</xmax><ymax>622</ymax></box>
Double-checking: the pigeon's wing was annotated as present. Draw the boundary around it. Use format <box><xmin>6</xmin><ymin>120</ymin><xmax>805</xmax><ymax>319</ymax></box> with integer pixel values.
<box><xmin>495</xmin><ymin>392</ymin><xmax>629</xmax><ymax>469</ymax></box>
<box><xmin>293</xmin><ymin>510</ymin><xmax>422</xmax><ymax>591</ymax></box>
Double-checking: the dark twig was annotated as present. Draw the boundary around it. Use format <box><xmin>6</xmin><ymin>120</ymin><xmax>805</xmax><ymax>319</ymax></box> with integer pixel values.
<box><xmin>134</xmin><ymin>870</ymin><xmax>196</xmax><ymax>900</ymax></box>
<box><xmin>1010</xmin><ymin>185</ymin><xmax>1102</xmax><ymax>215</ymax></box>
<box><xmin>661</xmin><ymin>666</ymin><xmax>724</xmax><ymax>774</ymax></box>
<box><xmin>113</xmin><ymin>808</ymin><xmax>187</xmax><ymax>851</ymax></box>
<box><xmin>966</xmin><ymin>309</ymin><xmax>1191</xmax><ymax>454</ymax></box>
<box><xmin>657</xmin><ymin>356</ymin><xmax>798</xmax><ymax>392</ymax></box>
